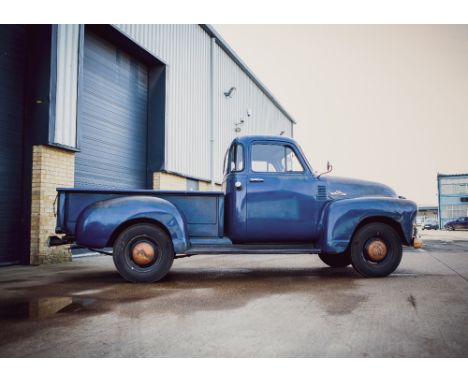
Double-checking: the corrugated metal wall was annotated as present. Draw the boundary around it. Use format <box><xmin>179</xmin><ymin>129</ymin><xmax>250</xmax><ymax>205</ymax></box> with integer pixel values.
<box><xmin>54</xmin><ymin>24</ymin><xmax>293</xmax><ymax>183</ymax></box>
<box><xmin>213</xmin><ymin>44</ymin><xmax>293</xmax><ymax>183</ymax></box>
<box><xmin>114</xmin><ymin>24</ymin><xmax>212</xmax><ymax>181</ymax></box>
<box><xmin>54</xmin><ymin>24</ymin><xmax>80</xmax><ymax>147</ymax></box>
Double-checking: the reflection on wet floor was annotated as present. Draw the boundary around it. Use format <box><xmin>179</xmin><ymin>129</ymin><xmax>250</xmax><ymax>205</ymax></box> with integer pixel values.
<box><xmin>0</xmin><ymin>297</ymin><xmax>95</xmax><ymax>320</ymax></box>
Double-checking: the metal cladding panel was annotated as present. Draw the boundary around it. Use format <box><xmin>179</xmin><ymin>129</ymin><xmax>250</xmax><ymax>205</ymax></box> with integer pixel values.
<box><xmin>54</xmin><ymin>24</ymin><xmax>80</xmax><ymax>147</ymax></box>
<box><xmin>213</xmin><ymin>44</ymin><xmax>293</xmax><ymax>183</ymax></box>
<box><xmin>114</xmin><ymin>24</ymin><xmax>212</xmax><ymax>181</ymax></box>
<box><xmin>75</xmin><ymin>31</ymin><xmax>148</xmax><ymax>189</ymax></box>
<box><xmin>54</xmin><ymin>24</ymin><xmax>294</xmax><ymax>183</ymax></box>
<box><xmin>0</xmin><ymin>25</ymin><xmax>26</xmax><ymax>264</ymax></box>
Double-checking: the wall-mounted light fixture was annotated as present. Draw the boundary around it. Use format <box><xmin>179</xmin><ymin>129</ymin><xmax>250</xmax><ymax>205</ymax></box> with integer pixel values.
<box><xmin>224</xmin><ymin>86</ymin><xmax>237</xmax><ymax>98</ymax></box>
<box><xmin>234</xmin><ymin>118</ymin><xmax>244</xmax><ymax>133</ymax></box>
<box><xmin>279</xmin><ymin>130</ymin><xmax>285</xmax><ymax>135</ymax></box>
<box><xmin>247</xmin><ymin>109</ymin><xmax>252</xmax><ymax>117</ymax></box>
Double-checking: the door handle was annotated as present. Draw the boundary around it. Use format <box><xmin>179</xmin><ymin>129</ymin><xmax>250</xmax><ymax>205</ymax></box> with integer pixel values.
<box><xmin>249</xmin><ymin>178</ymin><xmax>264</xmax><ymax>183</ymax></box>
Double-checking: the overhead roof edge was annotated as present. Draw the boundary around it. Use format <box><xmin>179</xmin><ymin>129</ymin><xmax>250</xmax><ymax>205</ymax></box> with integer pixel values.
<box><xmin>201</xmin><ymin>24</ymin><xmax>296</xmax><ymax>124</ymax></box>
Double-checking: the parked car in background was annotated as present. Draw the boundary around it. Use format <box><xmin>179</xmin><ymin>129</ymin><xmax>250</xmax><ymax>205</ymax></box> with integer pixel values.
<box><xmin>444</xmin><ymin>217</ymin><xmax>468</xmax><ymax>231</ymax></box>
<box><xmin>422</xmin><ymin>220</ymin><xmax>439</xmax><ymax>230</ymax></box>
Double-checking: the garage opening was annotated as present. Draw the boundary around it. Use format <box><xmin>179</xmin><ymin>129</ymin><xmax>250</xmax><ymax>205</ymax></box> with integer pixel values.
<box><xmin>75</xmin><ymin>30</ymin><xmax>150</xmax><ymax>189</ymax></box>
<box><xmin>0</xmin><ymin>25</ymin><xmax>27</xmax><ymax>265</ymax></box>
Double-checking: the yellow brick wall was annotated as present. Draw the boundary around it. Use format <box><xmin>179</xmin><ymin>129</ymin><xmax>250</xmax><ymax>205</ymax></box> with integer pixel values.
<box><xmin>30</xmin><ymin>145</ymin><xmax>75</xmax><ymax>265</ymax></box>
<box><xmin>153</xmin><ymin>172</ymin><xmax>222</xmax><ymax>191</ymax></box>
<box><xmin>153</xmin><ymin>172</ymin><xmax>187</xmax><ymax>190</ymax></box>
<box><xmin>198</xmin><ymin>180</ymin><xmax>222</xmax><ymax>191</ymax></box>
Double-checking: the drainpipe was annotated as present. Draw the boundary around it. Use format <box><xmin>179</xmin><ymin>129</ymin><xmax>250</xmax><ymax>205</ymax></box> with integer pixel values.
<box><xmin>437</xmin><ymin>174</ymin><xmax>441</xmax><ymax>230</ymax></box>
<box><xmin>210</xmin><ymin>37</ymin><xmax>216</xmax><ymax>188</ymax></box>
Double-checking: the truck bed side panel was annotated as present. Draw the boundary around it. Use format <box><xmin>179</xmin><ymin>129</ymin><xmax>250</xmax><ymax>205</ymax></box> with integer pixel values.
<box><xmin>56</xmin><ymin>189</ymin><xmax>224</xmax><ymax>244</ymax></box>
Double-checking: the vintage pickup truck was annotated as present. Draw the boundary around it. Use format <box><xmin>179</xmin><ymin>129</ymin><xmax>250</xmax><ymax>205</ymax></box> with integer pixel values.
<box><xmin>50</xmin><ymin>135</ymin><xmax>421</xmax><ymax>282</ymax></box>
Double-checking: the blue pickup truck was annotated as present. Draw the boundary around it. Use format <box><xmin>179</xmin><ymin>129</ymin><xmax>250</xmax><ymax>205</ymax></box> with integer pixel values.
<box><xmin>50</xmin><ymin>135</ymin><xmax>421</xmax><ymax>282</ymax></box>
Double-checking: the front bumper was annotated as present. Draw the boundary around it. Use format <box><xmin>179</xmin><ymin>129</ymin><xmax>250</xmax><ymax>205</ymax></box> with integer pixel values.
<box><xmin>411</xmin><ymin>226</ymin><xmax>423</xmax><ymax>248</ymax></box>
<box><xmin>412</xmin><ymin>237</ymin><xmax>423</xmax><ymax>249</ymax></box>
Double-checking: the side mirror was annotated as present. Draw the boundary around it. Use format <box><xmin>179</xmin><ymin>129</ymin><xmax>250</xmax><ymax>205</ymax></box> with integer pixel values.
<box><xmin>318</xmin><ymin>161</ymin><xmax>333</xmax><ymax>179</ymax></box>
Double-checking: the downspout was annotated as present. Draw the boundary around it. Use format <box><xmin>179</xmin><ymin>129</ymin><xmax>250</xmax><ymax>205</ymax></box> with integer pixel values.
<box><xmin>210</xmin><ymin>37</ymin><xmax>216</xmax><ymax>188</ymax></box>
<box><xmin>437</xmin><ymin>174</ymin><xmax>441</xmax><ymax>230</ymax></box>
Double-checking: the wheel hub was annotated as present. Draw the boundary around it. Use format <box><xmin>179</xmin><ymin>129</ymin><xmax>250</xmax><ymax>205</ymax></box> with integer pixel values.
<box><xmin>366</xmin><ymin>239</ymin><xmax>388</xmax><ymax>262</ymax></box>
<box><xmin>131</xmin><ymin>242</ymin><xmax>156</xmax><ymax>266</ymax></box>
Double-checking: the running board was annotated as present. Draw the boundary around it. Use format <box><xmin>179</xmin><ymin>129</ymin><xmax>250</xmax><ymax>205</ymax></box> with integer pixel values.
<box><xmin>186</xmin><ymin>244</ymin><xmax>321</xmax><ymax>255</ymax></box>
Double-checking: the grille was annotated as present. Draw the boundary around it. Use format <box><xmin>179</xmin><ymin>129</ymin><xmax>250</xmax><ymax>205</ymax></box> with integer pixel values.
<box><xmin>317</xmin><ymin>185</ymin><xmax>327</xmax><ymax>200</ymax></box>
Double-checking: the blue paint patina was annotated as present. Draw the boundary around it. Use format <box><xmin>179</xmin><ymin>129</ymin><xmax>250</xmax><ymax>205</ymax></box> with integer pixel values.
<box><xmin>53</xmin><ymin>135</ymin><xmax>418</xmax><ymax>255</ymax></box>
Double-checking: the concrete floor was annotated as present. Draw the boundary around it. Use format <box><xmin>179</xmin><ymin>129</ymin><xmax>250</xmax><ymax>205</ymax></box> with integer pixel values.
<box><xmin>0</xmin><ymin>230</ymin><xmax>467</xmax><ymax>357</ymax></box>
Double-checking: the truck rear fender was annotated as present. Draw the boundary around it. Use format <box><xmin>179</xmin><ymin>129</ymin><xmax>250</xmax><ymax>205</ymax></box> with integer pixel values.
<box><xmin>75</xmin><ymin>196</ymin><xmax>189</xmax><ymax>253</ymax></box>
<box><xmin>319</xmin><ymin>197</ymin><xmax>417</xmax><ymax>254</ymax></box>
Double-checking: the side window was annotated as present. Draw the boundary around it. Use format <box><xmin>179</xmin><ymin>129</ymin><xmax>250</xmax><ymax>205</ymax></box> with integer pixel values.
<box><xmin>251</xmin><ymin>143</ymin><xmax>304</xmax><ymax>173</ymax></box>
<box><xmin>229</xmin><ymin>144</ymin><xmax>244</xmax><ymax>172</ymax></box>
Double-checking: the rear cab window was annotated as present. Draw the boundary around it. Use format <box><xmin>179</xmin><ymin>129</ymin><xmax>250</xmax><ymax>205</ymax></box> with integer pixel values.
<box><xmin>224</xmin><ymin>143</ymin><xmax>244</xmax><ymax>175</ymax></box>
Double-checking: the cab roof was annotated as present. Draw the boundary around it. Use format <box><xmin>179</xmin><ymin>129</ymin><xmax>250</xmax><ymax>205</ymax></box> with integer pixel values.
<box><xmin>232</xmin><ymin>135</ymin><xmax>298</xmax><ymax>146</ymax></box>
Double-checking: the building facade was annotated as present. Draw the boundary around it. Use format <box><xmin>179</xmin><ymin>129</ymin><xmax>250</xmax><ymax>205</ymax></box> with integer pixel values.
<box><xmin>416</xmin><ymin>206</ymin><xmax>438</xmax><ymax>226</ymax></box>
<box><xmin>0</xmin><ymin>24</ymin><xmax>295</xmax><ymax>266</ymax></box>
<box><xmin>437</xmin><ymin>173</ymin><xmax>468</xmax><ymax>228</ymax></box>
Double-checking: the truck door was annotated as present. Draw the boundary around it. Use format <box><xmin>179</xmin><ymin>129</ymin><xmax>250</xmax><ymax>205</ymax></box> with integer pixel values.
<box><xmin>245</xmin><ymin>141</ymin><xmax>321</xmax><ymax>243</ymax></box>
<box><xmin>224</xmin><ymin>142</ymin><xmax>248</xmax><ymax>243</ymax></box>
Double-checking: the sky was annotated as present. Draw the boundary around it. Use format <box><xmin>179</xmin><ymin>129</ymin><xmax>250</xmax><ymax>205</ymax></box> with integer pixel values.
<box><xmin>214</xmin><ymin>25</ymin><xmax>468</xmax><ymax>206</ymax></box>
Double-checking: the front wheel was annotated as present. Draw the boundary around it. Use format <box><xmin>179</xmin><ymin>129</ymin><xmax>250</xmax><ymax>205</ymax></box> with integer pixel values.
<box><xmin>318</xmin><ymin>252</ymin><xmax>351</xmax><ymax>268</ymax></box>
<box><xmin>113</xmin><ymin>223</ymin><xmax>174</xmax><ymax>283</ymax></box>
<box><xmin>350</xmin><ymin>223</ymin><xmax>402</xmax><ymax>277</ymax></box>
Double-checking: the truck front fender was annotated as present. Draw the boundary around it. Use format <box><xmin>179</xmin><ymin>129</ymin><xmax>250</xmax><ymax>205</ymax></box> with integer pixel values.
<box><xmin>75</xmin><ymin>196</ymin><xmax>189</xmax><ymax>253</ymax></box>
<box><xmin>319</xmin><ymin>197</ymin><xmax>417</xmax><ymax>254</ymax></box>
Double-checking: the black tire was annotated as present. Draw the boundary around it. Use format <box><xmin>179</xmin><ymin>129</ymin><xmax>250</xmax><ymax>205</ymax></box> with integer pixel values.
<box><xmin>113</xmin><ymin>223</ymin><xmax>174</xmax><ymax>283</ymax></box>
<box><xmin>446</xmin><ymin>225</ymin><xmax>454</xmax><ymax>231</ymax></box>
<box><xmin>350</xmin><ymin>222</ymin><xmax>402</xmax><ymax>277</ymax></box>
<box><xmin>318</xmin><ymin>252</ymin><xmax>351</xmax><ymax>268</ymax></box>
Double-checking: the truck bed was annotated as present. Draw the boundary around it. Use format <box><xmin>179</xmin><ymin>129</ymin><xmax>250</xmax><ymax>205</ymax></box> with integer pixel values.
<box><xmin>55</xmin><ymin>188</ymin><xmax>225</xmax><ymax>238</ymax></box>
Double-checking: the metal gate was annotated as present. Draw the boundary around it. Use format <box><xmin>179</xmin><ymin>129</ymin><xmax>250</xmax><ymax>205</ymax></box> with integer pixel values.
<box><xmin>0</xmin><ymin>25</ymin><xmax>26</xmax><ymax>265</ymax></box>
<box><xmin>75</xmin><ymin>30</ymin><xmax>149</xmax><ymax>189</ymax></box>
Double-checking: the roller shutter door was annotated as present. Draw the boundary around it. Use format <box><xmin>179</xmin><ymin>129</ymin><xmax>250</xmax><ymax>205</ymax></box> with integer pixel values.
<box><xmin>75</xmin><ymin>31</ymin><xmax>148</xmax><ymax>189</ymax></box>
<box><xmin>0</xmin><ymin>25</ymin><xmax>26</xmax><ymax>265</ymax></box>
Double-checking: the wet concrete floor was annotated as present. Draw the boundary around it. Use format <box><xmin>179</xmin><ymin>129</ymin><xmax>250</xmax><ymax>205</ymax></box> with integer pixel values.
<box><xmin>0</xmin><ymin>231</ymin><xmax>467</xmax><ymax>357</ymax></box>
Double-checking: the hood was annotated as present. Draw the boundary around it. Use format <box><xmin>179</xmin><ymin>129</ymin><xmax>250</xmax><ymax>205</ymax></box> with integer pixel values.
<box><xmin>322</xmin><ymin>175</ymin><xmax>397</xmax><ymax>200</ymax></box>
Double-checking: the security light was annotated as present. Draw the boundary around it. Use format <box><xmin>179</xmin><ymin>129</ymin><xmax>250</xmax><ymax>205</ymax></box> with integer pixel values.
<box><xmin>224</xmin><ymin>86</ymin><xmax>237</xmax><ymax>98</ymax></box>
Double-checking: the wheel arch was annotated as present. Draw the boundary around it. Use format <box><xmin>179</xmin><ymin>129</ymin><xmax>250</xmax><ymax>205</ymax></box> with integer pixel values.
<box><xmin>107</xmin><ymin>218</ymin><xmax>173</xmax><ymax>249</ymax></box>
<box><xmin>353</xmin><ymin>216</ymin><xmax>408</xmax><ymax>246</ymax></box>
<box><xmin>320</xmin><ymin>197</ymin><xmax>417</xmax><ymax>254</ymax></box>
<box><xmin>75</xmin><ymin>196</ymin><xmax>189</xmax><ymax>253</ymax></box>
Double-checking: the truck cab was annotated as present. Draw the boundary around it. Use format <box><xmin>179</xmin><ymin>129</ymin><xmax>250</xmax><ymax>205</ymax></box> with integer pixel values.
<box><xmin>224</xmin><ymin>136</ymin><xmax>325</xmax><ymax>243</ymax></box>
<box><xmin>50</xmin><ymin>135</ymin><xmax>420</xmax><ymax>282</ymax></box>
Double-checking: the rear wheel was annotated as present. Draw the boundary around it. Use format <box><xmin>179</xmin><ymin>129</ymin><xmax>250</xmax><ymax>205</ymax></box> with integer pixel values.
<box><xmin>350</xmin><ymin>222</ymin><xmax>402</xmax><ymax>277</ymax></box>
<box><xmin>113</xmin><ymin>223</ymin><xmax>174</xmax><ymax>283</ymax></box>
<box><xmin>318</xmin><ymin>252</ymin><xmax>351</xmax><ymax>268</ymax></box>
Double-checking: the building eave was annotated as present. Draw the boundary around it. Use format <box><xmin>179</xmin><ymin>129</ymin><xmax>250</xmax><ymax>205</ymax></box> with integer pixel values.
<box><xmin>200</xmin><ymin>24</ymin><xmax>296</xmax><ymax>125</ymax></box>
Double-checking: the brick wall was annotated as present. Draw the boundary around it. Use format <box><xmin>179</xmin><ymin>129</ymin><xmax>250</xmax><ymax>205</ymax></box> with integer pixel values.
<box><xmin>153</xmin><ymin>172</ymin><xmax>187</xmax><ymax>190</ymax></box>
<box><xmin>153</xmin><ymin>172</ymin><xmax>222</xmax><ymax>191</ymax></box>
<box><xmin>30</xmin><ymin>145</ymin><xmax>75</xmax><ymax>265</ymax></box>
<box><xmin>199</xmin><ymin>180</ymin><xmax>222</xmax><ymax>191</ymax></box>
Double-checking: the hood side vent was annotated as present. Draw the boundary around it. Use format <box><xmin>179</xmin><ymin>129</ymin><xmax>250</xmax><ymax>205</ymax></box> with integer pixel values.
<box><xmin>317</xmin><ymin>185</ymin><xmax>327</xmax><ymax>200</ymax></box>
